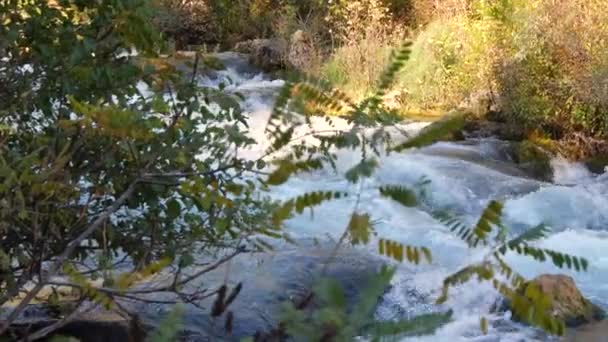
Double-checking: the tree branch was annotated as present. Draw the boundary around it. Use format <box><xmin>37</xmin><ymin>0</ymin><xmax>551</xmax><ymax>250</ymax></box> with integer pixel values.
<box><xmin>0</xmin><ymin>179</ymin><xmax>141</xmax><ymax>335</ymax></box>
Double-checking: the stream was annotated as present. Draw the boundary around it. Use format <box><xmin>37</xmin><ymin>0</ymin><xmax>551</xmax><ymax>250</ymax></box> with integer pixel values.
<box><xmin>144</xmin><ymin>53</ymin><xmax>608</xmax><ymax>341</ymax></box>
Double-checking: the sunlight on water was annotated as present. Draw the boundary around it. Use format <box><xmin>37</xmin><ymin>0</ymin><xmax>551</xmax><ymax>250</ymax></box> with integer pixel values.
<box><xmin>199</xmin><ymin>53</ymin><xmax>608</xmax><ymax>341</ymax></box>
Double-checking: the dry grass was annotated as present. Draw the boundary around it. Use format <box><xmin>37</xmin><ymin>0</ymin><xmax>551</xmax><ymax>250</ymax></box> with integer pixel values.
<box><xmin>318</xmin><ymin>0</ymin><xmax>405</xmax><ymax>99</ymax></box>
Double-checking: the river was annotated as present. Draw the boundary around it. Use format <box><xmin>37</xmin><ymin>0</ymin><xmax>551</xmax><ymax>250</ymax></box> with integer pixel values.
<box><xmin>162</xmin><ymin>52</ymin><xmax>608</xmax><ymax>341</ymax></box>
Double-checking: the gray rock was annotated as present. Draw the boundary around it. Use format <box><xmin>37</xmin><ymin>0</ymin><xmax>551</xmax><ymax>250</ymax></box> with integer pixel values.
<box><xmin>287</xmin><ymin>30</ymin><xmax>316</xmax><ymax>71</ymax></box>
<box><xmin>234</xmin><ymin>39</ymin><xmax>286</xmax><ymax>71</ymax></box>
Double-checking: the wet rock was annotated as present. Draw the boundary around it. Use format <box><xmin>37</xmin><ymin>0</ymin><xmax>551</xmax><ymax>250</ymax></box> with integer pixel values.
<box><xmin>511</xmin><ymin>275</ymin><xmax>605</xmax><ymax>328</ymax></box>
<box><xmin>585</xmin><ymin>154</ymin><xmax>608</xmax><ymax>174</ymax></box>
<box><xmin>4</xmin><ymin>243</ymin><xmax>384</xmax><ymax>342</ymax></box>
<box><xmin>462</xmin><ymin>117</ymin><xmax>525</xmax><ymax>141</ymax></box>
<box><xmin>7</xmin><ymin>305</ymin><xmax>147</xmax><ymax>342</ymax></box>
<box><xmin>459</xmin><ymin>90</ymin><xmax>500</xmax><ymax>117</ymax></box>
<box><xmin>234</xmin><ymin>39</ymin><xmax>286</xmax><ymax>71</ymax></box>
<box><xmin>513</xmin><ymin>140</ymin><xmax>554</xmax><ymax>181</ymax></box>
<box><xmin>131</xmin><ymin>242</ymin><xmax>384</xmax><ymax>341</ymax></box>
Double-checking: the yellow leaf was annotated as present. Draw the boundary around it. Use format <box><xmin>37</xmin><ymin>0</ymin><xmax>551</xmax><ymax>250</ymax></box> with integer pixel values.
<box><xmin>480</xmin><ymin>317</ymin><xmax>488</xmax><ymax>334</ymax></box>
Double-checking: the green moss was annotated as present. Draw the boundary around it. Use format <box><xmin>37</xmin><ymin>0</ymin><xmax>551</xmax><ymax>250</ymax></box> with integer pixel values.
<box><xmin>514</xmin><ymin>140</ymin><xmax>554</xmax><ymax>181</ymax></box>
<box><xmin>201</xmin><ymin>55</ymin><xmax>226</xmax><ymax>71</ymax></box>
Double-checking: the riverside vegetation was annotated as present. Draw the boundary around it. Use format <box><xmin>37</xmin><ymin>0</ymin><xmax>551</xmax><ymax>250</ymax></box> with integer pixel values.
<box><xmin>0</xmin><ymin>0</ymin><xmax>606</xmax><ymax>341</ymax></box>
<box><xmin>158</xmin><ymin>0</ymin><xmax>608</xmax><ymax>163</ymax></box>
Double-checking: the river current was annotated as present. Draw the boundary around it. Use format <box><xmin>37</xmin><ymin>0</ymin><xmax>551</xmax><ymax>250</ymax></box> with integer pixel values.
<box><xmin>181</xmin><ymin>52</ymin><xmax>608</xmax><ymax>341</ymax></box>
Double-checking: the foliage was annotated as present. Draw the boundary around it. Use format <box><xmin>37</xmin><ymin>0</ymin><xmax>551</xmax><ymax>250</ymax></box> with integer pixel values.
<box><xmin>0</xmin><ymin>0</ymin><xmax>292</xmax><ymax>338</ymax></box>
<box><xmin>154</xmin><ymin>0</ymin><xmax>330</xmax><ymax>49</ymax></box>
<box><xmin>392</xmin><ymin>0</ymin><xmax>608</xmax><ymax>138</ymax></box>
<box><xmin>435</xmin><ymin>205</ymin><xmax>588</xmax><ymax>335</ymax></box>
<box><xmin>153</xmin><ymin>0</ymin><xmax>212</xmax><ymax>49</ymax></box>
<box><xmin>262</xmin><ymin>40</ymin><xmax>589</xmax><ymax>339</ymax></box>
<box><xmin>278</xmin><ymin>266</ymin><xmax>452</xmax><ymax>341</ymax></box>
<box><xmin>0</xmin><ymin>1</ymin><xmax>596</xmax><ymax>340</ymax></box>
<box><xmin>318</xmin><ymin>0</ymin><xmax>405</xmax><ymax>99</ymax></box>
<box><xmin>149</xmin><ymin>305</ymin><xmax>185</xmax><ymax>342</ymax></box>
<box><xmin>392</xmin><ymin>114</ymin><xmax>465</xmax><ymax>151</ymax></box>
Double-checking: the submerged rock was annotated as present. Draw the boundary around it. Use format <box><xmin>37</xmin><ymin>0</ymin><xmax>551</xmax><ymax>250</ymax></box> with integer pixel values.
<box><xmin>510</xmin><ymin>274</ymin><xmax>605</xmax><ymax>328</ymax></box>
<box><xmin>7</xmin><ymin>243</ymin><xmax>383</xmax><ymax>342</ymax></box>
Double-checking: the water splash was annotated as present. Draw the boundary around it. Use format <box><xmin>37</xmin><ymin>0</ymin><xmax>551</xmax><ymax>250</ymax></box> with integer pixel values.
<box><xmin>198</xmin><ymin>53</ymin><xmax>608</xmax><ymax>341</ymax></box>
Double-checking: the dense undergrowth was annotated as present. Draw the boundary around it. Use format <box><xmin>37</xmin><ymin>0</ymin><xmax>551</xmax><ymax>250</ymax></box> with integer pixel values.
<box><xmin>160</xmin><ymin>0</ymin><xmax>608</xmax><ymax>148</ymax></box>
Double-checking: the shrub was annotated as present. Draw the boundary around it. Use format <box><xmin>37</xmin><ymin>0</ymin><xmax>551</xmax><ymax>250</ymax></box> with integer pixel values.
<box><xmin>394</xmin><ymin>0</ymin><xmax>608</xmax><ymax>138</ymax></box>
<box><xmin>153</xmin><ymin>0</ymin><xmax>213</xmax><ymax>49</ymax></box>
<box><xmin>318</xmin><ymin>0</ymin><xmax>405</xmax><ymax>99</ymax></box>
<box><xmin>494</xmin><ymin>0</ymin><xmax>608</xmax><ymax>138</ymax></box>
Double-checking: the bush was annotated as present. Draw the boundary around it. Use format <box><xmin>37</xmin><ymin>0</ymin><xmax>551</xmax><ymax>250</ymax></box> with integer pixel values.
<box><xmin>153</xmin><ymin>0</ymin><xmax>213</xmax><ymax>49</ymax></box>
<box><xmin>393</xmin><ymin>0</ymin><xmax>608</xmax><ymax>137</ymax></box>
<box><xmin>494</xmin><ymin>0</ymin><xmax>608</xmax><ymax>137</ymax></box>
<box><xmin>318</xmin><ymin>0</ymin><xmax>405</xmax><ymax>99</ymax></box>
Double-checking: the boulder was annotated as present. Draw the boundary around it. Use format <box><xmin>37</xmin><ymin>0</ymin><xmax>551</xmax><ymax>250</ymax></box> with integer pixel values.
<box><xmin>513</xmin><ymin>140</ymin><xmax>554</xmax><ymax>181</ymax></box>
<box><xmin>458</xmin><ymin>90</ymin><xmax>499</xmax><ymax>117</ymax></box>
<box><xmin>287</xmin><ymin>30</ymin><xmax>316</xmax><ymax>71</ymax></box>
<box><xmin>234</xmin><ymin>39</ymin><xmax>286</xmax><ymax>71</ymax></box>
<box><xmin>512</xmin><ymin>275</ymin><xmax>605</xmax><ymax>327</ymax></box>
<box><xmin>585</xmin><ymin>154</ymin><xmax>608</xmax><ymax>174</ymax></box>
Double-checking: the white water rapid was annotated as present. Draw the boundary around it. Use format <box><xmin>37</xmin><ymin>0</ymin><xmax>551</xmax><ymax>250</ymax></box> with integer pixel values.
<box><xmin>196</xmin><ymin>53</ymin><xmax>608</xmax><ymax>341</ymax></box>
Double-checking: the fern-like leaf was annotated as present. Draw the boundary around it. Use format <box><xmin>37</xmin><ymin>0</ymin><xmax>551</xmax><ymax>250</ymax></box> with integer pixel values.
<box><xmin>470</xmin><ymin>200</ymin><xmax>503</xmax><ymax>247</ymax></box>
<box><xmin>271</xmin><ymin>191</ymin><xmax>346</xmax><ymax>228</ymax></box>
<box><xmin>345</xmin><ymin>158</ymin><xmax>378</xmax><ymax>183</ymax></box>
<box><xmin>379</xmin><ymin>185</ymin><xmax>418</xmax><ymax>207</ymax></box>
<box><xmin>149</xmin><ymin>305</ymin><xmax>184</xmax><ymax>342</ymax></box>
<box><xmin>349</xmin><ymin>265</ymin><xmax>396</xmax><ymax>327</ymax></box>
<box><xmin>437</xmin><ymin>262</ymin><xmax>494</xmax><ymax>304</ymax></box>
<box><xmin>365</xmin><ymin>310</ymin><xmax>452</xmax><ymax>340</ymax></box>
<box><xmin>348</xmin><ymin>212</ymin><xmax>373</xmax><ymax>245</ymax></box>
<box><xmin>378</xmin><ymin>239</ymin><xmax>432</xmax><ymax>265</ymax></box>
<box><xmin>266</xmin><ymin>158</ymin><xmax>323</xmax><ymax>186</ymax></box>
<box><xmin>392</xmin><ymin>114</ymin><xmax>465</xmax><ymax>151</ymax></box>
<box><xmin>376</xmin><ymin>42</ymin><xmax>414</xmax><ymax>94</ymax></box>
<box><xmin>435</xmin><ymin>201</ymin><xmax>503</xmax><ymax>247</ymax></box>
<box><xmin>505</xmin><ymin>224</ymin><xmax>551</xmax><ymax>249</ymax></box>
<box><xmin>114</xmin><ymin>257</ymin><xmax>173</xmax><ymax>290</ymax></box>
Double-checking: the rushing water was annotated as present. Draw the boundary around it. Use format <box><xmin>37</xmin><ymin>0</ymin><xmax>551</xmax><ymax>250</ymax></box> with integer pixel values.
<box><xmin>187</xmin><ymin>53</ymin><xmax>608</xmax><ymax>341</ymax></box>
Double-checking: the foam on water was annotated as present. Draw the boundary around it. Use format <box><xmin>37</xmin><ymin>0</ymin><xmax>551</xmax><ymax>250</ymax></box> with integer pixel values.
<box><xmin>551</xmin><ymin>156</ymin><xmax>596</xmax><ymax>185</ymax></box>
<box><xmin>199</xmin><ymin>54</ymin><xmax>608</xmax><ymax>340</ymax></box>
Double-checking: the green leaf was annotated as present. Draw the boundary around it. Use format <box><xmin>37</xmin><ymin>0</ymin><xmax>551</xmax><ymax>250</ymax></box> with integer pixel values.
<box><xmin>348</xmin><ymin>212</ymin><xmax>373</xmax><ymax>245</ymax></box>
<box><xmin>271</xmin><ymin>191</ymin><xmax>345</xmax><ymax>228</ymax></box>
<box><xmin>480</xmin><ymin>316</ymin><xmax>488</xmax><ymax>334</ymax></box>
<box><xmin>378</xmin><ymin>239</ymin><xmax>432</xmax><ymax>265</ymax></box>
<box><xmin>365</xmin><ymin>310</ymin><xmax>452</xmax><ymax>339</ymax></box>
<box><xmin>379</xmin><ymin>185</ymin><xmax>418</xmax><ymax>207</ymax></box>
<box><xmin>437</xmin><ymin>263</ymin><xmax>493</xmax><ymax>304</ymax></box>
<box><xmin>166</xmin><ymin>199</ymin><xmax>181</xmax><ymax>219</ymax></box>
<box><xmin>149</xmin><ymin>305</ymin><xmax>184</xmax><ymax>342</ymax></box>
<box><xmin>392</xmin><ymin>115</ymin><xmax>465</xmax><ymax>151</ymax></box>
<box><xmin>267</xmin><ymin>159</ymin><xmax>323</xmax><ymax>186</ymax></box>
<box><xmin>345</xmin><ymin>158</ymin><xmax>378</xmax><ymax>183</ymax></box>
<box><xmin>313</xmin><ymin>278</ymin><xmax>346</xmax><ymax>310</ymax></box>
<box><xmin>350</xmin><ymin>265</ymin><xmax>396</xmax><ymax>327</ymax></box>
<box><xmin>179</xmin><ymin>253</ymin><xmax>194</xmax><ymax>268</ymax></box>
